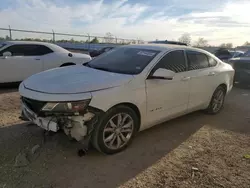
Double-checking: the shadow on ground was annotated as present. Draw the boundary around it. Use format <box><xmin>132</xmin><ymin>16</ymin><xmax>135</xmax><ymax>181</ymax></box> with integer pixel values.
<box><xmin>0</xmin><ymin>87</ymin><xmax>250</xmax><ymax>188</ymax></box>
<box><xmin>0</xmin><ymin>83</ymin><xmax>19</xmax><ymax>94</ymax></box>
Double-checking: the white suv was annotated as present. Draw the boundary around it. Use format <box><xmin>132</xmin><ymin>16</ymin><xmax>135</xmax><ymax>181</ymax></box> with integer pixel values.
<box><xmin>0</xmin><ymin>41</ymin><xmax>91</xmax><ymax>83</ymax></box>
<box><xmin>19</xmin><ymin>44</ymin><xmax>234</xmax><ymax>154</ymax></box>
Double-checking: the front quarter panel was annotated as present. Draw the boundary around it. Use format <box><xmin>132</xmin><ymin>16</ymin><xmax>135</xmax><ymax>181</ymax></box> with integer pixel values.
<box><xmin>89</xmin><ymin>78</ymin><xmax>147</xmax><ymax>129</ymax></box>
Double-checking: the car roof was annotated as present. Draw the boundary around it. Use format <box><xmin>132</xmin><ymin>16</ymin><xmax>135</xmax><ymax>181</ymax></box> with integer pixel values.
<box><xmin>3</xmin><ymin>41</ymin><xmax>69</xmax><ymax>53</ymax></box>
<box><xmin>122</xmin><ymin>43</ymin><xmax>202</xmax><ymax>52</ymax></box>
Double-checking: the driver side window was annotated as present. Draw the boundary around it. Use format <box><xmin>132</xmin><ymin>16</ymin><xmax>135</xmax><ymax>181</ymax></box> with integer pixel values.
<box><xmin>0</xmin><ymin>45</ymin><xmax>26</xmax><ymax>56</ymax></box>
<box><xmin>0</xmin><ymin>44</ymin><xmax>53</xmax><ymax>56</ymax></box>
<box><xmin>152</xmin><ymin>50</ymin><xmax>187</xmax><ymax>74</ymax></box>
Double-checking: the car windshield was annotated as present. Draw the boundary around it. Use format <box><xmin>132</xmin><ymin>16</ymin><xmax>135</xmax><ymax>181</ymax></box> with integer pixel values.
<box><xmin>87</xmin><ymin>47</ymin><xmax>160</xmax><ymax>74</ymax></box>
<box><xmin>0</xmin><ymin>43</ymin><xmax>6</xmax><ymax>50</ymax></box>
<box><xmin>241</xmin><ymin>50</ymin><xmax>250</xmax><ymax>57</ymax></box>
<box><xmin>231</xmin><ymin>51</ymin><xmax>243</xmax><ymax>58</ymax></box>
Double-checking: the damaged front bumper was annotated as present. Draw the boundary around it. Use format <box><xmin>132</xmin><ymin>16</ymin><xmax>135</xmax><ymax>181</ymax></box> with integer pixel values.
<box><xmin>21</xmin><ymin>99</ymin><xmax>103</xmax><ymax>145</ymax></box>
<box><xmin>22</xmin><ymin>102</ymin><xmax>59</xmax><ymax>132</ymax></box>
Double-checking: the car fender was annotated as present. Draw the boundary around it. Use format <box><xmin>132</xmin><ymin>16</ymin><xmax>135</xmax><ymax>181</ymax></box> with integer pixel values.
<box><xmin>89</xmin><ymin>83</ymin><xmax>147</xmax><ymax>128</ymax></box>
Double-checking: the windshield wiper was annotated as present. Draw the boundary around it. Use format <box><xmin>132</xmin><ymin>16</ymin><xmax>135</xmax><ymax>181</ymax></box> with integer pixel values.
<box><xmin>83</xmin><ymin>63</ymin><xmax>113</xmax><ymax>72</ymax></box>
<box><xmin>92</xmin><ymin>67</ymin><xmax>112</xmax><ymax>72</ymax></box>
<box><xmin>83</xmin><ymin>62</ymin><xmax>92</xmax><ymax>67</ymax></box>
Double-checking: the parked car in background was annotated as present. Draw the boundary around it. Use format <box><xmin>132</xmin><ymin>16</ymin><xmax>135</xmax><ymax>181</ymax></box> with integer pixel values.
<box><xmin>228</xmin><ymin>50</ymin><xmax>250</xmax><ymax>84</ymax></box>
<box><xmin>89</xmin><ymin>46</ymin><xmax>114</xmax><ymax>57</ymax></box>
<box><xmin>214</xmin><ymin>48</ymin><xmax>244</xmax><ymax>62</ymax></box>
<box><xmin>231</xmin><ymin>50</ymin><xmax>244</xmax><ymax>58</ymax></box>
<box><xmin>19</xmin><ymin>44</ymin><xmax>234</xmax><ymax>154</ymax></box>
<box><xmin>149</xmin><ymin>40</ymin><xmax>187</xmax><ymax>46</ymax></box>
<box><xmin>214</xmin><ymin>48</ymin><xmax>232</xmax><ymax>61</ymax></box>
<box><xmin>0</xmin><ymin>41</ymin><xmax>91</xmax><ymax>83</ymax></box>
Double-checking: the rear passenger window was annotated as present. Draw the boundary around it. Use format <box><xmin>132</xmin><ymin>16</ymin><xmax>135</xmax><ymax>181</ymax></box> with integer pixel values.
<box><xmin>186</xmin><ymin>51</ymin><xmax>209</xmax><ymax>70</ymax></box>
<box><xmin>153</xmin><ymin>50</ymin><xmax>186</xmax><ymax>73</ymax></box>
<box><xmin>207</xmin><ymin>56</ymin><xmax>218</xmax><ymax>67</ymax></box>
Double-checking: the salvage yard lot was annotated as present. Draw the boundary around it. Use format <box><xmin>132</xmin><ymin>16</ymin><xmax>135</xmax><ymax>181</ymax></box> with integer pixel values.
<box><xmin>0</xmin><ymin>86</ymin><xmax>250</xmax><ymax>188</ymax></box>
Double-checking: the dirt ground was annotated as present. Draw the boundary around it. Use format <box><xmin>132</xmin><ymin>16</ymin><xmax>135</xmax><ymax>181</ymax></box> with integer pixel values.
<box><xmin>0</xmin><ymin>86</ymin><xmax>250</xmax><ymax>188</ymax></box>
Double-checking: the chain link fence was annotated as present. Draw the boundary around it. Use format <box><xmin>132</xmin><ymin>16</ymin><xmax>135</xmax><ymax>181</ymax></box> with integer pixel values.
<box><xmin>0</xmin><ymin>26</ymin><xmax>145</xmax><ymax>51</ymax></box>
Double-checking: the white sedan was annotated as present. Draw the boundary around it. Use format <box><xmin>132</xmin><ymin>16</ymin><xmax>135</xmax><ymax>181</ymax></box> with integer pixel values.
<box><xmin>0</xmin><ymin>41</ymin><xmax>91</xmax><ymax>83</ymax></box>
<box><xmin>19</xmin><ymin>44</ymin><xmax>234</xmax><ymax>154</ymax></box>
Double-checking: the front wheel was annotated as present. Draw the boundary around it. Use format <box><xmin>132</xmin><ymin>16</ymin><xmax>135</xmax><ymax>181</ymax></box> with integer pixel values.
<box><xmin>205</xmin><ymin>86</ymin><xmax>226</xmax><ymax>114</ymax></box>
<box><xmin>91</xmin><ymin>105</ymin><xmax>139</xmax><ymax>154</ymax></box>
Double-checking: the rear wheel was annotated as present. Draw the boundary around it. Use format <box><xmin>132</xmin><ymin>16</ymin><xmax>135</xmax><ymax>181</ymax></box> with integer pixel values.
<box><xmin>205</xmin><ymin>86</ymin><xmax>226</xmax><ymax>114</ymax></box>
<box><xmin>91</xmin><ymin>105</ymin><xmax>139</xmax><ymax>154</ymax></box>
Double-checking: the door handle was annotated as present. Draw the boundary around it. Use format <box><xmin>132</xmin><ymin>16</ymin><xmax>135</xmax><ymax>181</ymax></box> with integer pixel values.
<box><xmin>35</xmin><ymin>58</ymin><xmax>40</xmax><ymax>60</ymax></box>
<box><xmin>181</xmin><ymin>76</ymin><xmax>190</xmax><ymax>81</ymax></box>
<box><xmin>208</xmin><ymin>72</ymin><xmax>215</xmax><ymax>76</ymax></box>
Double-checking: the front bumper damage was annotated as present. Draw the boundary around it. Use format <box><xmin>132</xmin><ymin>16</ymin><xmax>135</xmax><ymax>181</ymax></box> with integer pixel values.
<box><xmin>21</xmin><ymin>98</ymin><xmax>103</xmax><ymax>152</ymax></box>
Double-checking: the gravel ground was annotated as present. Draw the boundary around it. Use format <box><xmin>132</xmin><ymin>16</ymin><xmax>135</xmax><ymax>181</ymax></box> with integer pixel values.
<box><xmin>120</xmin><ymin>126</ymin><xmax>250</xmax><ymax>188</ymax></box>
<box><xmin>0</xmin><ymin>89</ymin><xmax>21</xmax><ymax>126</ymax></box>
<box><xmin>0</xmin><ymin>86</ymin><xmax>250</xmax><ymax>188</ymax></box>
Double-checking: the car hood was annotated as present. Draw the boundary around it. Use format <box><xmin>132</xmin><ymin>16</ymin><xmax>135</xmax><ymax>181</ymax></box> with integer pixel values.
<box><xmin>23</xmin><ymin>65</ymin><xmax>133</xmax><ymax>94</ymax></box>
<box><xmin>229</xmin><ymin>57</ymin><xmax>250</xmax><ymax>62</ymax></box>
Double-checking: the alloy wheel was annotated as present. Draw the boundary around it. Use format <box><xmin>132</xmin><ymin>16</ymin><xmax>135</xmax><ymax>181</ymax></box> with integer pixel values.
<box><xmin>103</xmin><ymin>113</ymin><xmax>134</xmax><ymax>150</ymax></box>
<box><xmin>212</xmin><ymin>89</ymin><xmax>224</xmax><ymax>113</ymax></box>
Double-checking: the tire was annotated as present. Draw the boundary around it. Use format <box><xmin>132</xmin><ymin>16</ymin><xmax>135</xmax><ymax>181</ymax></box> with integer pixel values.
<box><xmin>91</xmin><ymin>105</ymin><xmax>139</xmax><ymax>154</ymax></box>
<box><xmin>205</xmin><ymin>86</ymin><xmax>226</xmax><ymax>114</ymax></box>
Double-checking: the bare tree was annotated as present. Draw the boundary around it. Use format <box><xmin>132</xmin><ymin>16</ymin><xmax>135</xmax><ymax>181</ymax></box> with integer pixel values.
<box><xmin>194</xmin><ymin>38</ymin><xmax>208</xmax><ymax>47</ymax></box>
<box><xmin>90</xmin><ymin>37</ymin><xmax>99</xmax><ymax>43</ymax></box>
<box><xmin>131</xmin><ymin>40</ymin><xmax>137</xmax><ymax>44</ymax></box>
<box><xmin>104</xmin><ymin>32</ymin><xmax>114</xmax><ymax>43</ymax></box>
<box><xmin>243</xmin><ymin>41</ymin><xmax>250</xmax><ymax>46</ymax></box>
<box><xmin>178</xmin><ymin>33</ymin><xmax>191</xmax><ymax>45</ymax></box>
<box><xmin>220</xmin><ymin>43</ymin><xmax>233</xmax><ymax>48</ymax></box>
<box><xmin>138</xmin><ymin>40</ymin><xmax>144</xmax><ymax>44</ymax></box>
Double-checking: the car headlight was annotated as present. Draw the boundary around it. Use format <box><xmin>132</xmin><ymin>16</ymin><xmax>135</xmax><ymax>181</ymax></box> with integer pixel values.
<box><xmin>42</xmin><ymin>100</ymin><xmax>91</xmax><ymax>112</ymax></box>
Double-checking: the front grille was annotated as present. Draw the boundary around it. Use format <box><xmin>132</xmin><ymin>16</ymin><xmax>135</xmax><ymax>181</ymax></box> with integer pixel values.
<box><xmin>22</xmin><ymin>97</ymin><xmax>46</xmax><ymax>114</ymax></box>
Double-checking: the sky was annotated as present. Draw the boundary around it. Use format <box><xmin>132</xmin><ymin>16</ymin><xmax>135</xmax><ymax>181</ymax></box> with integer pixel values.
<box><xmin>0</xmin><ymin>0</ymin><xmax>250</xmax><ymax>46</ymax></box>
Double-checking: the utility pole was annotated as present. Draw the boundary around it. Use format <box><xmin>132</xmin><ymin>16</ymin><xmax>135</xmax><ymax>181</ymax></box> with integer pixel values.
<box><xmin>8</xmin><ymin>25</ymin><xmax>12</xmax><ymax>40</ymax></box>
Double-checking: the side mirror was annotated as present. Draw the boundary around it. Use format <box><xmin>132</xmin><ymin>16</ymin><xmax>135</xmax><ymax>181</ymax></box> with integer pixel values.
<box><xmin>151</xmin><ymin>68</ymin><xmax>175</xmax><ymax>80</ymax></box>
<box><xmin>2</xmin><ymin>51</ymin><xmax>12</xmax><ymax>57</ymax></box>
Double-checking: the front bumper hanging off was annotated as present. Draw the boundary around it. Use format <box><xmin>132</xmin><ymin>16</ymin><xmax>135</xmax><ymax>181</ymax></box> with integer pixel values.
<box><xmin>21</xmin><ymin>99</ymin><xmax>103</xmax><ymax>147</ymax></box>
<box><xmin>22</xmin><ymin>102</ymin><xmax>59</xmax><ymax>132</ymax></box>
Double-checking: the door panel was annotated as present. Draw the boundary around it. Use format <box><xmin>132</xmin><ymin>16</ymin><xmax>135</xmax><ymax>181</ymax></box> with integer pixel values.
<box><xmin>145</xmin><ymin>73</ymin><xmax>190</xmax><ymax>128</ymax></box>
<box><xmin>0</xmin><ymin>44</ymin><xmax>52</xmax><ymax>83</ymax></box>
<box><xmin>185</xmin><ymin>68</ymin><xmax>213</xmax><ymax>111</ymax></box>
<box><xmin>0</xmin><ymin>56</ymin><xmax>43</xmax><ymax>83</ymax></box>
<box><xmin>145</xmin><ymin>50</ymin><xmax>190</xmax><ymax>129</ymax></box>
<box><xmin>186</xmin><ymin>50</ymin><xmax>216</xmax><ymax>111</ymax></box>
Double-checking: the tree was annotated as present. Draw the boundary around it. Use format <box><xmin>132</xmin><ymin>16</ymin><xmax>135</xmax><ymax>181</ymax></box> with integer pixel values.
<box><xmin>5</xmin><ymin>35</ymin><xmax>11</xmax><ymax>40</ymax></box>
<box><xmin>90</xmin><ymin>37</ymin><xmax>99</xmax><ymax>43</ymax></box>
<box><xmin>220</xmin><ymin>43</ymin><xmax>233</xmax><ymax>48</ymax></box>
<box><xmin>131</xmin><ymin>40</ymin><xmax>136</xmax><ymax>44</ymax></box>
<box><xmin>178</xmin><ymin>33</ymin><xmax>191</xmax><ymax>45</ymax></box>
<box><xmin>138</xmin><ymin>40</ymin><xmax>144</xmax><ymax>44</ymax></box>
<box><xmin>243</xmin><ymin>41</ymin><xmax>250</xmax><ymax>46</ymax></box>
<box><xmin>194</xmin><ymin>38</ymin><xmax>208</xmax><ymax>47</ymax></box>
<box><xmin>70</xmin><ymin>38</ymin><xmax>75</xmax><ymax>43</ymax></box>
<box><xmin>104</xmin><ymin>32</ymin><xmax>114</xmax><ymax>43</ymax></box>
